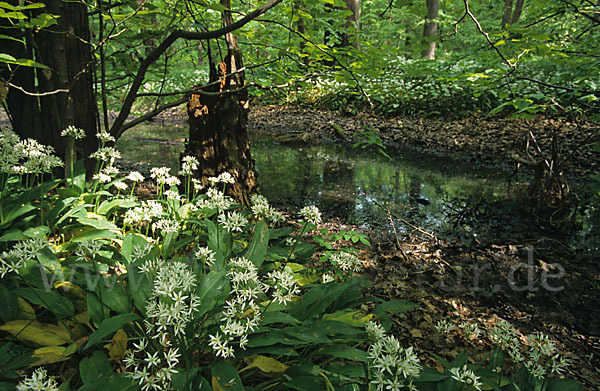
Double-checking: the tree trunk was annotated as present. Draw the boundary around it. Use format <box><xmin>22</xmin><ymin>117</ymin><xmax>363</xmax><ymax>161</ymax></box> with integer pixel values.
<box><xmin>3</xmin><ymin>0</ymin><xmax>98</xmax><ymax>170</ymax></box>
<box><xmin>184</xmin><ymin>0</ymin><xmax>257</xmax><ymax>206</ymax></box>
<box><xmin>421</xmin><ymin>0</ymin><xmax>439</xmax><ymax>59</ymax></box>
<box><xmin>501</xmin><ymin>0</ymin><xmax>514</xmax><ymax>28</ymax></box>
<box><xmin>511</xmin><ymin>0</ymin><xmax>525</xmax><ymax>25</ymax></box>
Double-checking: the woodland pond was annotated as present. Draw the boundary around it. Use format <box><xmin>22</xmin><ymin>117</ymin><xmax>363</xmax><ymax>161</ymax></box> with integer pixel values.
<box><xmin>116</xmin><ymin>122</ymin><xmax>600</xmax><ymax>249</ymax></box>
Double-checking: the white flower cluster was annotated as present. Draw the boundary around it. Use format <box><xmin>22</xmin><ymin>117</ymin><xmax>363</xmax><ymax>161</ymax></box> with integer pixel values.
<box><xmin>365</xmin><ymin>321</ymin><xmax>421</xmax><ymax>391</ymax></box>
<box><xmin>208</xmin><ymin>172</ymin><xmax>235</xmax><ymax>185</ymax></box>
<box><xmin>449</xmin><ymin>365</ymin><xmax>482</xmax><ymax>391</ymax></box>
<box><xmin>96</xmin><ymin>130</ymin><xmax>116</xmax><ymax>143</ymax></box>
<box><xmin>459</xmin><ymin>321</ymin><xmax>481</xmax><ymax>339</ymax></box>
<box><xmin>488</xmin><ymin>320</ymin><xmax>523</xmax><ymax>363</ymax></box>
<box><xmin>195</xmin><ymin>246</ymin><xmax>216</xmax><ymax>266</ymax></box>
<box><xmin>434</xmin><ymin>319</ymin><xmax>455</xmax><ymax>335</ymax></box>
<box><xmin>125</xmin><ymin>261</ymin><xmax>197</xmax><ymax>390</ymax></box>
<box><xmin>524</xmin><ymin>333</ymin><xmax>569</xmax><ymax>379</ymax></box>
<box><xmin>150</xmin><ymin>167</ymin><xmax>180</xmax><ymax>187</ymax></box>
<box><xmin>7</xmin><ymin>137</ymin><xmax>63</xmax><ymax>175</ymax></box>
<box><xmin>196</xmin><ymin>188</ymin><xmax>235</xmax><ymax>211</ymax></box>
<box><xmin>61</xmin><ymin>125</ymin><xmax>86</xmax><ymax>139</ymax></box>
<box><xmin>179</xmin><ymin>155</ymin><xmax>199</xmax><ymax>176</ymax></box>
<box><xmin>209</xmin><ymin>257</ymin><xmax>264</xmax><ymax>358</ymax></box>
<box><xmin>124</xmin><ymin>337</ymin><xmax>180</xmax><ymax>391</ymax></box>
<box><xmin>127</xmin><ymin>171</ymin><xmax>145</xmax><ymax>183</ymax></box>
<box><xmin>163</xmin><ymin>189</ymin><xmax>181</xmax><ymax>201</ymax></box>
<box><xmin>250</xmin><ymin>194</ymin><xmax>284</xmax><ymax>225</ymax></box>
<box><xmin>267</xmin><ymin>270</ymin><xmax>300</xmax><ymax>305</ymax></box>
<box><xmin>17</xmin><ymin>367</ymin><xmax>59</xmax><ymax>391</ymax></box>
<box><xmin>218</xmin><ymin>211</ymin><xmax>248</xmax><ymax>233</ymax></box>
<box><xmin>329</xmin><ymin>251</ymin><xmax>362</xmax><ymax>272</ymax></box>
<box><xmin>124</xmin><ymin>200</ymin><xmax>163</xmax><ymax>225</ymax></box>
<box><xmin>152</xmin><ymin>219</ymin><xmax>180</xmax><ymax>234</ymax></box>
<box><xmin>90</xmin><ymin>146</ymin><xmax>121</xmax><ymax>165</ymax></box>
<box><xmin>0</xmin><ymin>238</ymin><xmax>49</xmax><ymax>278</ymax></box>
<box><xmin>300</xmin><ymin>205</ymin><xmax>322</xmax><ymax>225</ymax></box>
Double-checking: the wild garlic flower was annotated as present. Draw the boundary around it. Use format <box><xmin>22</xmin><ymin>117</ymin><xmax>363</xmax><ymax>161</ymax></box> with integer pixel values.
<box><xmin>61</xmin><ymin>125</ymin><xmax>86</xmax><ymax>139</ymax></box>
<box><xmin>131</xmin><ymin>243</ymin><xmax>153</xmax><ymax>263</ymax></box>
<box><xmin>90</xmin><ymin>146</ymin><xmax>121</xmax><ymax>165</ymax></box>
<box><xmin>196</xmin><ymin>188</ymin><xmax>235</xmax><ymax>211</ymax></box>
<box><xmin>113</xmin><ymin>181</ymin><xmax>128</xmax><ymax>191</ymax></box>
<box><xmin>366</xmin><ymin>321</ymin><xmax>421</xmax><ymax>391</ymax></box>
<box><xmin>267</xmin><ymin>270</ymin><xmax>300</xmax><ymax>305</ymax></box>
<box><xmin>300</xmin><ymin>205</ymin><xmax>322</xmax><ymax>225</ymax></box>
<box><xmin>195</xmin><ymin>246</ymin><xmax>216</xmax><ymax>266</ymax></box>
<box><xmin>0</xmin><ymin>129</ymin><xmax>20</xmax><ymax>174</ymax></box>
<box><xmin>524</xmin><ymin>333</ymin><xmax>568</xmax><ymax>379</ymax></box>
<box><xmin>227</xmin><ymin>257</ymin><xmax>265</xmax><ymax>300</ymax></box>
<box><xmin>218</xmin><ymin>211</ymin><xmax>248</xmax><ymax>233</ymax></box>
<box><xmin>192</xmin><ymin>178</ymin><xmax>203</xmax><ymax>192</ymax></box>
<box><xmin>459</xmin><ymin>321</ymin><xmax>481</xmax><ymax>339</ymax></box>
<box><xmin>435</xmin><ymin>319</ymin><xmax>455</xmax><ymax>334</ymax></box>
<box><xmin>321</xmin><ymin>273</ymin><xmax>335</xmax><ymax>283</ymax></box>
<box><xmin>93</xmin><ymin>172</ymin><xmax>111</xmax><ymax>183</ymax></box>
<box><xmin>12</xmin><ymin>139</ymin><xmax>63</xmax><ymax>174</ymax></box>
<box><xmin>329</xmin><ymin>251</ymin><xmax>362</xmax><ymax>272</ymax></box>
<box><xmin>449</xmin><ymin>365</ymin><xmax>482</xmax><ymax>391</ymax></box>
<box><xmin>251</xmin><ymin>194</ymin><xmax>284</xmax><ymax>224</ymax></box>
<box><xmin>180</xmin><ymin>155</ymin><xmax>199</xmax><ymax>175</ymax></box>
<box><xmin>152</xmin><ymin>219</ymin><xmax>180</xmax><ymax>234</ymax></box>
<box><xmin>16</xmin><ymin>367</ymin><xmax>59</xmax><ymax>391</ymax></box>
<box><xmin>150</xmin><ymin>167</ymin><xmax>172</xmax><ymax>185</ymax></box>
<box><xmin>166</xmin><ymin>176</ymin><xmax>180</xmax><ymax>187</ymax></box>
<box><xmin>0</xmin><ymin>238</ymin><xmax>50</xmax><ymax>278</ymax></box>
<box><xmin>209</xmin><ymin>332</ymin><xmax>235</xmax><ymax>359</ymax></box>
<box><xmin>163</xmin><ymin>189</ymin><xmax>181</xmax><ymax>201</ymax></box>
<box><xmin>124</xmin><ymin>336</ymin><xmax>181</xmax><ymax>391</ymax></box>
<box><xmin>489</xmin><ymin>320</ymin><xmax>523</xmax><ymax>363</ymax></box>
<box><xmin>124</xmin><ymin>200</ymin><xmax>164</xmax><ymax>225</ymax></box>
<box><xmin>96</xmin><ymin>130</ymin><xmax>116</xmax><ymax>143</ymax></box>
<box><xmin>127</xmin><ymin>171</ymin><xmax>145</xmax><ymax>182</ymax></box>
<box><xmin>145</xmin><ymin>261</ymin><xmax>200</xmax><ymax>339</ymax></box>
<box><xmin>209</xmin><ymin>172</ymin><xmax>235</xmax><ymax>185</ymax></box>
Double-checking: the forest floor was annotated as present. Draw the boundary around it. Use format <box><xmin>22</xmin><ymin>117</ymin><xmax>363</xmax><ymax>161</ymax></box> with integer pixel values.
<box><xmin>248</xmin><ymin>105</ymin><xmax>600</xmax><ymax>389</ymax></box>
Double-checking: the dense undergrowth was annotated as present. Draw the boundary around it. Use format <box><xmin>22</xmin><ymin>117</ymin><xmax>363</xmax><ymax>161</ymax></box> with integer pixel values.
<box><xmin>0</xmin><ymin>127</ymin><xmax>584</xmax><ymax>390</ymax></box>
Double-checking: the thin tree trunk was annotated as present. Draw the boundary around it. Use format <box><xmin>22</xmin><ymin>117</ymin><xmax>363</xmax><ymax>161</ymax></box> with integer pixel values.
<box><xmin>421</xmin><ymin>0</ymin><xmax>439</xmax><ymax>59</ymax></box>
<box><xmin>501</xmin><ymin>0</ymin><xmax>514</xmax><ymax>28</ymax></box>
<box><xmin>511</xmin><ymin>0</ymin><xmax>525</xmax><ymax>25</ymax></box>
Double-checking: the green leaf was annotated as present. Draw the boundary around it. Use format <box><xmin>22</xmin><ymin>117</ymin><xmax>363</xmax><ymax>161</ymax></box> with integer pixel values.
<box><xmin>96</xmin><ymin>199</ymin><xmax>137</xmax><ymax>215</ymax></box>
<box><xmin>84</xmin><ymin>313</ymin><xmax>140</xmax><ymax>351</ymax></box>
<box><xmin>311</xmin><ymin>344</ymin><xmax>369</xmax><ymax>362</ymax></box>
<box><xmin>211</xmin><ymin>361</ymin><xmax>244</xmax><ymax>391</ymax></box>
<box><xmin>547</xmin><ymin>379</ymin><xmax>583</xmax><ymax>391</ymax></box>
<box><xmin>16</xmin><ymin>288</ymin><xmax>74</xmax><ymax>319</ymax></box>
<box><xmin>0</xmin><ymin>34</ymin><xmax>24</xmax><ymax>44</ymax></box>
<box><xmin>244</xmin><ymin>220</ymin><xmax>270</xmax><ymax>268</ymax></box>
<box><xmin>87</xmin><ymin>292</ymin><xmax>109</xmax><ymax>326</ymax></box>
<box><xmin>261</xmin><ymin>311</ymin><xmax>300</xmax><ymax>326</ymax></box>
<box><xmin>196</xmin><ymin>269</ymin><xmax>228</xmax><ymax>318</ymax></box>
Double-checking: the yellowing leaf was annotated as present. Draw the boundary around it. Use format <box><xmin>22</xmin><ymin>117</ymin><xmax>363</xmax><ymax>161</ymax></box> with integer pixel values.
<box><xmin>243</xmin><ymin>355</ymin><xmax>288</xmax><ymax>377</ymax></box>
<box><xmin>16</xmin><ymin>297</ymin><xmax>35</xmax><ymax>320</ymax></box>
<box><xmin>31</xmin><ymin>346</ymin><xmax>72</xmax><ymax>366</ymax></box>
<box><xmin>322</xmin><ymin>310</ymin><xmax>374</xmax><ymax>326</ymax></box>
<box><xmin>0</xmin><ymin>320</ymin><xmax>73</xmax><ymax>346</ymax></box>
<box><xmin>212</xmin><ymin>376</ymin><xmax>225</xmax><ymax>391</ymax></box>
<box><xmin>104</xmin><ymin>328</ymin><xmax>128</xmax><ymax>362</ymax></box>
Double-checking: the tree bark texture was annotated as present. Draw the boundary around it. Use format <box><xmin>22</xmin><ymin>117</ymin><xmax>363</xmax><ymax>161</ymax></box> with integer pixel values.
<box><xmin>2</xmin><ymin>0</ymin><xmax>98</xmax><ymax>169</ymax></box>
<box><xmin>184</xmin><ymin>0</ymin><xmax>257</xmax><ymax>206</ymax></box>
<box><xmin>421</xmin><ymin>0</ymin><xmax>439</xmax><ymax>59</ymax></box>
<box><xmin>502</xmin><ymin>0</ymin><xmax>524</xmax><ymax>28</ymax></box>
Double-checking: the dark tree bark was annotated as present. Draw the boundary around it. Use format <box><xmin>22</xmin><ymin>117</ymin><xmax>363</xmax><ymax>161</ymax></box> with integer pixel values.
<box><xmin>2</xmin><ymin>0</ymin><xmax>98</xmax><ymax>170</ymax></box>
<box><xmin>502</xmin><ymin>0</ymin><xmax>524</xmax><ymax>28</ymax></box>
<box><xmin>184</xmin><ymin>0</ymin><xmax>257</xmax><ymax>206</ymax></box>
<box><xmin>421</xmin><ymin>0</ymin><xmax>440</xmax><ymax>59</ymax></box>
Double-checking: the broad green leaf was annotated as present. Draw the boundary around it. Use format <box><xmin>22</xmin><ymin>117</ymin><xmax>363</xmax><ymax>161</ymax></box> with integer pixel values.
<box><xmin>311</xmin><ymin>344</ymin><xmax>369</xmax><ymax>362</ymax></box>
<box><xmin>16</xmin><ymin>288</ymin><xmax>74</xmax><ymax>319</ymax></box>
<box><xmin>322</xmin><ymin>309</ymin><xmax>374</xmax><ymax>326</ymax></box>
<box><xmin>211</xmin><ymin>361</ymin><xmax>244</xmax><ymax>391</ymax></box>
<box><xmin>84</xmin><ymin>313</ymin><xmax>140</xmax><ymax>351</ymax></box>
<box><xmin>547</xmin><ymin>379</ymin><xmax>583</xmax><ymax>391</ymax></box>
<box><xmin>244</xmin><ymin>220</ymin><xmax>270</xmax><ymax>268</ymax></box>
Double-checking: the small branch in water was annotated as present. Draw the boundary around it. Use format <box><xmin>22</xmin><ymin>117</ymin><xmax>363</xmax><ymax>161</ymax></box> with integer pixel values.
<box><xmin>372</xmin><ymin>199</ymin><xmax>434</xmax><ymax>238</ymax></box>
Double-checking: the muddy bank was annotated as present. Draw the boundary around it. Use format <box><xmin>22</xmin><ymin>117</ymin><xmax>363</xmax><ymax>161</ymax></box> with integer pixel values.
<box><xmin>249</xmin><ymin>105</ymin><xmax>600</xmax><ymax>178</ymax></box>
